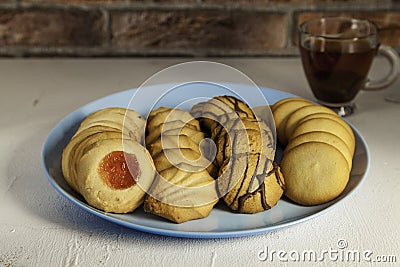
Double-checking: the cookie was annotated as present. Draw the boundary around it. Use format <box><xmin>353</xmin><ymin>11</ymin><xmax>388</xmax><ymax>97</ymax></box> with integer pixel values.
<box><xmin>284</xmin><ymin>131</ymin><xmax>353</xmax><ymax>169</ymax></box>
<box><xmin>147</xmin><ymin>107</ymin><xmax>200</xmax><ymax>131</ymax></box>
<box><xmin>77</xmin><ymin>138</ymin><xmax>155</xmax><ymax>213</ymax></box>
<box><xmin>191</xmin><ymin>95</ymin><xmax>255</xmax><ymax>132</ymax></box>
<box><xmin>62</xmin><ymin>126</ymin><xmax>128</xmax><ymax>193</ymax></box>
<box><xmin>280</xmin><ymin>142</ymin><xmax>350</xmax><ymax>206</ymax></box>
<box><xmin>192</xmin><ymin>95</ymin><xmax>283</xmax><ymax>214</ymax></box>
<box><xmin>290</xmin><ymin>117</ymin><xmax>355</xmax><ymax>155</ymax></box>
<box><xmin>145</xmin><ymin>120</ymin><xmax>198</xmax><ymax>146</ymax></box>
<box><xmin>213</xmin><ymin>95</ymin><xmax>255</xmax><ymax>119</ymax></box>
<box><xmin>270</xmin><ymin>97</ymin><xmax>310</xmax><ymax>112</ymax></box>
<box><xmin>214</xmin><ymin>118</ymin><xmax>274</xmax><ymax>167</ymax></box>
<box><xmin>218</xmin><ymin>155</ymin><xmax>284</xmax><ymax>213</ymax></box>
<box><xmin>272</xmin><ymin>99</ymin><xmax>313</xmax><ymax>145</ymax></box>
<box><xmin>147</xmin><ymin>166</ymin><xmax>216</xmax><ymax>210</ymax></box>
<box><xmin>74</xmin><ymin>108</ymin><xmax>145</xmax><ymax>142</ymax></box>
<box><xmin>297</xmin><ymin>112</ymin><xmax>355</xmax><ymax>147</ymax></box>
<box><xmin>152</xmin><ymin>148</ymin><xmax>210</xmax><ymax>173</ymax></box>
<box><xmin>62</xmin><ymin>108</ymin><xmax>153</xmax><ymax>214</ymax></box>
<box><xmin>284</xmin><ymin>105</ymin><xmax>337</xmax><ymax>141</ymax></box>
<box><xmin>148</xmin><ymin>134</ymin><xmax>201</xmax><ymax>157</ymax></box>
<box><xmin>62</xmin><ymin>131</ymin><xmax>125</xmax><ymax>193</ymax></box>
<box><xmin>144</xmin><ymin>195</ymin><xmax>215</xmax><ymax>224</ymax></box>
<box><xmin>144</xmin><ymin>107</ymin><xmax>218</xmax><ymax>223</ymax></box>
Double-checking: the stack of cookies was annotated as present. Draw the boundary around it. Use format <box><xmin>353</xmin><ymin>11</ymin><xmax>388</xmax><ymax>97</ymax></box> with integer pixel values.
<box><xmin>143</xmin><ymin>107</ymin><xmax>218</xmax><ymax>223</ymax></box>
<box><xmin>272</xmin><ymin>98</ymin><xmax>355</xmax><ymax>205</ymax></box>
<box><xmin>192</xmin><ymin>96</ymin><xmax>285</xmax><ymax>214</ymax></box>
<box><xmin>62</xmin><ymin>108</ymin><xmax>155</xmax><ymax>213</ymax></box>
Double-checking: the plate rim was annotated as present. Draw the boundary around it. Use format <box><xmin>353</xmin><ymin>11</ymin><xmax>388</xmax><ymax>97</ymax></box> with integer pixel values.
<box><xmin>42</xmin><ymin>84</ymin><xmax>370</xmax><ymax>239</ymax></box>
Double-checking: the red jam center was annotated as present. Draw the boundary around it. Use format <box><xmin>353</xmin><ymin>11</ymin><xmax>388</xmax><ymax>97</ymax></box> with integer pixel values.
<box><xmin>98</xmin><ymin>151</ymin><xmax>140</xmax><ymax>190</ymax></box>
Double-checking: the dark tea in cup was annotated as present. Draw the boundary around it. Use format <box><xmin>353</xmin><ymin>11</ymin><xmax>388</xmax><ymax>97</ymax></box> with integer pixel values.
<box><xmin>299</xmin><ymin>17</ymin><xmax>400</xmax><ymax>116</ymax></box>
<box><xmin>300</xmin><ymin>38</ymin><xmax>377</xmax><ymax>104</ymax></box>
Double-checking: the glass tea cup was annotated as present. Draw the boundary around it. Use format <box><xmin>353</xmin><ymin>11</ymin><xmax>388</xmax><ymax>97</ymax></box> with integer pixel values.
<box><xmin>299</xmin><ymin>17</ymin><xmax>400</xmax><ymax>116</ymax></box>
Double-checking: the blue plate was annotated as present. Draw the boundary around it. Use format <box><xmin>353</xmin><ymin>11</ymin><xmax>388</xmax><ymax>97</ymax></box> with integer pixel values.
<box><xmin>42</xmin><ymin>83</ymin><xmax>370</xmax><ymax>238</ymax></box>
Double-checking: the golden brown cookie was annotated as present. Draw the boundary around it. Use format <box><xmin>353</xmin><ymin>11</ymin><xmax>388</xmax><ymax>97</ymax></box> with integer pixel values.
<box><xmin>147</xmin><ymin>108</ymin><xmax>200</xmax><ymax>131</ymax></box>
<box><xmin>144</xmin><ymin>107</ymin><xmax>218</xmax><ymax>223</ymax></box>
<box><xmin>284</xmin><ymin>131</ymin><xmax>353</xmax><ymax>169</ymax></box>
<box><xmin>213</xmin><ymin>95</ymin><xmax>255</xmax><ymax>119</ymax></box>
<box><xmin>271</xmin><ymin>97</ymin><xmax>310</xmax><ymax>112</ymax></box>
<box><xmin>284</xmin><ymin>105</ymin><xmax>337</xmax><ymax>141</ymax></box>
<box><xmin>290</xmin><ymin>117</ymin><xmax>355</xmax><ymax>155</ymax></box>
<box><xmin>148</xmin><ymin>134</ymin><xmax>201</xmax><ymax>157</ymax></box>
<box><xmin>62</xmin><ymin>131</ymin><xmax>124</xmax><ymax>193</ymax></box>
<box><xmin>145</xmin><ymin>120</ymin><xmax>199</xmax><ymax>145</ymax></box>
<box><xmin>218</xmin><ymin>158</ymin><xmax>284</xmax><ymax>213</ymax></box>
<box><xmin>214</xmin><ymin>118</ymin><xmax>274</xmax><ymax>167</ymax></box>
<box><xmin>77</xmin><ymin>138</ymin><xmax>155</xmax><ymax>213</ymax></box>
<box><xmin>144</xmin><ymin>195</ymin><xmax>215</xmax><ymax>224</ymax></box>
<box><xmin>280</xmin><ymin>142</ymin><xmax>350</xmax><ymax>206</ymax></box>
<box><xmin>62</xmin><ymin>108</ymin><xmax>153</xmax><ymax>214</ymax></box>
<box><xmin>152</xmin><ymin>148</ymin><xmax>210</xmax><ymax>173</ymax></box>
<box><xmin>272</xmin><ymin>99</ymin><xmax>313</xmax><ymax>145</ymax></box>
<box><xmin>191</xmin><ymin>95</ymin><xmax>255</xmax><ymax>132</ymax></box>
<box><xmin>192</xmin><ymin>96</ymin><xmax>282</xmax><ymax>214</ymax></box>
<box><xmin>74</xmin><ymin>108</ymin><xmax>145</xmax><ymax>142</ymax></box>
<box><xmin>296</xmin><ymin>112</ymin><xmax>355</xmax><ymax>148</ymax></box>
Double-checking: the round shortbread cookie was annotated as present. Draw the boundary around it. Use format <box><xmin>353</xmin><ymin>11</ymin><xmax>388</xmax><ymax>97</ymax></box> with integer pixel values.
<box><xmin>284</xmin><ymin>105</ymin><xmax>337</xmax><ymax>141</ymax></box>
<box><xmin>280</xmin><ymin>142</ymin><xmax>350</xmax><ymax>206</ymax></box>
<box><xmin>284</xmin><ymin>131</ymin><xmax>353</xmax><ymax>169</ymax></box>
<box><xmin>272</xmin><ymin>99</ymin><xmax>313</xmax><ymax>145</ymax></box>
<box><xmin>271</xmin><ymin>97</ymin><xmax>310</xmax><ymax>112</ymax></box>
<box><xmin>296</xmin><ymin>112</ymin><xmax>355</xmax><ymax>147</ymax></box>
<box><xmin>290</xmin><ymin>117</ymin><xmax>355</xmax><ymax>155</ymax></box>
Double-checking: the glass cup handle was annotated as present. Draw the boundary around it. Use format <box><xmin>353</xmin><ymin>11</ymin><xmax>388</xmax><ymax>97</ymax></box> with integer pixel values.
<box><xmin>363</xmin><ymin>45</ymin><xmax>400</xmax><ymax>91</ymax></box>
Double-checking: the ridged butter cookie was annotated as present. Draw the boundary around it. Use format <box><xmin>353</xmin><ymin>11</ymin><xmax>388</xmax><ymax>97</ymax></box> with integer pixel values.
<box><xmin>144</xmin><ymin>107</ymin><xmax>218</xmax><ymax>223</ymax></box>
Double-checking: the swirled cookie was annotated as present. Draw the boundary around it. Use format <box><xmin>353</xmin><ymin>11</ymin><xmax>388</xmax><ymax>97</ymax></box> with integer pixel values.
<box><xmin>143</xmin><ymin>107</ymin><xmax>218</xmax><ymax>223</ymax></box>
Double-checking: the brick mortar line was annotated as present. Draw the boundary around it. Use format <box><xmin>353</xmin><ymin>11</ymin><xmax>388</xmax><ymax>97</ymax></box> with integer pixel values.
<box><xmin>0</xmin><ymin>1</ymin><xmax>398</xmax><ymax>13</ymax></box>
<box><xmin>14</xmin><ymin>2</ymin><xmax>398</xmax><ymax>13</ymax></box>
<box><xmin>0</xmin><ymin>5</ymin><xmax>398</xmax><ymax>14</ymax></box>
<box><xmin>0</xmin><ymin>46</ymin><xmax>302</xmax><ymax>57</ymax></box>
<box><xmin>0</xmin><ymin>45</ymin><xmax>399</xmax><ymax>58</ymax></box>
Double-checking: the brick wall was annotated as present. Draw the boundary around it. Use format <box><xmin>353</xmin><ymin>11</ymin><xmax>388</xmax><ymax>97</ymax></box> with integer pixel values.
<box><xmin>0</xmin><ymin>0</ymin><xmax>399</xmax><ymax>57</ymax></box>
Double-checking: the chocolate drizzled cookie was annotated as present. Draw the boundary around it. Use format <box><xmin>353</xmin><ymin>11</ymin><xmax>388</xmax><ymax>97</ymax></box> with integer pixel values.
<box><xmin>191</xmin><ymin>96</ymin><xmax>285</xmax><ymax>214</ymax></box>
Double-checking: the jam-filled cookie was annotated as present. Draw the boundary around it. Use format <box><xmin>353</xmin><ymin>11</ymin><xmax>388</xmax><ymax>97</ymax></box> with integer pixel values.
<box><xmin>77</xmin><ymin>138</ymin><xmax>155</xmax><ymax>213</ymax></box>
<box><xmin>62</xmin><ymin>107</ymin><xmax>154</xmax><ymax>213</ymax></box>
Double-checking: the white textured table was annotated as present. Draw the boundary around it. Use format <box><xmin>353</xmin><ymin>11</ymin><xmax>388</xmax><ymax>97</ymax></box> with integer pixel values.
<box><xmin>0</xmin><ymin>58</ymin><xmax>399</xmax><ymax>266</ymax></box>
